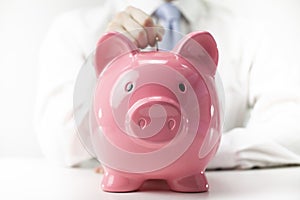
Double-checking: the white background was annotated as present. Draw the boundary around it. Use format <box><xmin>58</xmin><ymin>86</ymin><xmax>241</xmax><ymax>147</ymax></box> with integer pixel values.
<box><xmin>0</xmin><ymin>0</ymin><xmax>101</xmax><ymax>157</ymax></box>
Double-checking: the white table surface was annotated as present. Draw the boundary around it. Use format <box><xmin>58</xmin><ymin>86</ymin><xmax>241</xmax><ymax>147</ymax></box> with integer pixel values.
<box><xmin>1</xmin><ymin>158</ymin><xmax>299</xmax><ymax>200</ymax></box>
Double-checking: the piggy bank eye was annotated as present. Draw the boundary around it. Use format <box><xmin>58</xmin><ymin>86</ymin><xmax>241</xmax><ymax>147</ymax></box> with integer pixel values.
<box><xmin>125</xmin><ymin>82</ymin><xmax>134</xmax><ymax>92</ymax></box>
<box><xmin>179</xmin><ymin>83</ymin><xmax>186</xmax><ymax>93</ymax></box>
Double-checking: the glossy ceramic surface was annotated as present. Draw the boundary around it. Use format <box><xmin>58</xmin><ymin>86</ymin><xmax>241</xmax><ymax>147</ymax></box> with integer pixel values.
<box><xmin>79</xmin><ymin>30</ymin><xmax>224</xmax><ymax>192</ymax></box>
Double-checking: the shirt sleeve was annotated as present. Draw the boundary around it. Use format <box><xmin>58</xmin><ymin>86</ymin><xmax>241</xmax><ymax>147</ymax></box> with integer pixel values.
<box><xmin>208</xmin><ymin>2</ymin><xmax>300</xmax><ymax>169</ymax></box>
<box><xmin>34</xmin><ymin>6</ymin><xmax>112</xmax><ymax>167</ymax></box>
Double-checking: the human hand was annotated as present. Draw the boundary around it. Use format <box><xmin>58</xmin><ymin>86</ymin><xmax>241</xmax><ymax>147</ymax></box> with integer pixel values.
<box><xmin>94</xmin><ymin>165</ymin><xmax>104</xmax><ymax>174</ymax></box>
<box><xmin>106</xmin><ymin>6</ymin><xmax>164</xmax><ymax>49</ymax></box>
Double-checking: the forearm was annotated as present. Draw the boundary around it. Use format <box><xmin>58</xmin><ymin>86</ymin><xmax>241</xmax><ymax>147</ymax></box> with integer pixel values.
<box><xmin>34</xmin><ymin>82</ymin><xmax>92</xmax><ymax>167</ymax></box>
<box><xmin>208</xmin><ymin>94</ymin><xmax>300</xmax><ymax>169</ymax></box>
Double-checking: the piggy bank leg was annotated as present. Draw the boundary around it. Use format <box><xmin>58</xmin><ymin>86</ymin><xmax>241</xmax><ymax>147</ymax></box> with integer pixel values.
<box><xmin>167</xmin><ymin>172</ymin><xmax>209</xmax><ymax>192</ymax></box>
<box><xmin>101</xmin><ymin>168</ymin><xmax>144</xmax><ymax>192</ymax></box>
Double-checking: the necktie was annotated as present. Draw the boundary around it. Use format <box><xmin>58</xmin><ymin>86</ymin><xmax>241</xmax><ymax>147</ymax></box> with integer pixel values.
<box><xmin>154</xmin><ymin>2</ymin><xmax>182</xmax><ymax>51</ymax></box>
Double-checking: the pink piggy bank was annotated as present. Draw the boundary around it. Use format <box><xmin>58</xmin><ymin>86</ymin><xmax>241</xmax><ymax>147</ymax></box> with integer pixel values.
<box><xmin>89</xmin><ymin>31</ymin><xmax>224</xmax><ymax>192</ymax></box>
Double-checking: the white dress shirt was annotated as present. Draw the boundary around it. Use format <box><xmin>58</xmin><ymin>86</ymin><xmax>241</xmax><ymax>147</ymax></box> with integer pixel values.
<box><xmin>34</xmin><ymin>0</ymin><xmax>300</xmax><ymax>169</ymax></box>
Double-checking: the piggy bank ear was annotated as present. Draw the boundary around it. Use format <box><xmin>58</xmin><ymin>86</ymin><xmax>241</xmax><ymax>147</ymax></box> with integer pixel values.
<box><xmin>173</xmin><ymin>31</ymin><xmax>218</xmax><ymax>76</ymax></box>
<box><xmin>95</xmin><ymin>32</ymin><xmax>138</xmax><ymax>76</ymax></box>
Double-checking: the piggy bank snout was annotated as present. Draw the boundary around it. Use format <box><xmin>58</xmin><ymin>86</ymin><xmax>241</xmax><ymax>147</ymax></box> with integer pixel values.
<box><xmin>130</xmin><ymin>98</ymin><xmax>180</xmax><ymax>129</ymax></box>
<box><xmin>127</xmin><ymin>85</ymin><xmax>181</xmax><ymax>142</ymax></box>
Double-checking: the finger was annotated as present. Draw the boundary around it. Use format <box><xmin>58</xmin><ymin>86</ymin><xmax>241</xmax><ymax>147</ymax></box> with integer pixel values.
<box><xmin>147</xmin><ymin>25</ymin><xmax>166</xmax><ymax>46</ymax></box>
<box><xmin>119</xmin><ymin>12</ymin><xmax>148</xmax><ymax>48</ymax></box>
<box><xmin>125</xmin><ymin>6</ymin><xmax>155</xmax><ymax>27</ymax></box>
<box><xmin>146</xmin><ymin>27</ymin><xmax>156</xmax><ymax>47</ymax></box>
<box><xmin>126</xmin><ymin>6</ymin><xmax>159</xmax><ymax>47</ymax></box>
<box><xmin>106</xmin><ymin>21</ymin><xmax>138</xmax><ymax>46</ymax></box>
<box><xmin>126</xmin><ymin>6</ymin><xmax>165</xmax><ymax>46</ymax></box>
<box><xmin>94</xmin><ymin>166</ymin><xmax>104</xmax><ymax>174</ymax></box>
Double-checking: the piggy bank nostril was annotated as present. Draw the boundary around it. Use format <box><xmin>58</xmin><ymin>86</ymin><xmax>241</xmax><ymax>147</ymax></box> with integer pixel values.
<box><xmin>138</xmin><ymin>118</ymin><xmax>147</xmax><ymax>130</ymax></box>
<box><xmin>168</xmin><ymin>119</ymin><xmax>176</xmax><ymax>130</ymax></box>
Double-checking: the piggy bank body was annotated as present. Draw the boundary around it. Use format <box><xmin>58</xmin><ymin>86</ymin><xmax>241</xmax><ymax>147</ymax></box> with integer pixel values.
<box><xmin>89</xmin><ymin>31</ymin><xmax>223</xmax><ymax>192</ymax></box>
